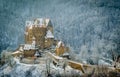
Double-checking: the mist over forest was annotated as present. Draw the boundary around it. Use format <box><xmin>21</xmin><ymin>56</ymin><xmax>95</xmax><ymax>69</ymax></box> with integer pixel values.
<box><xmin>0</xmin><ymin>0</ymin><xmax>120</xmax><ymax>61</ymax></box>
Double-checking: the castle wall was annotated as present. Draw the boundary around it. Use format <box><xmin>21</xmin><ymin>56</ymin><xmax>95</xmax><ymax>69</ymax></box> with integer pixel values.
<box><xmin>55</xmin><ymin>46</ymin><xmax>65</xmax><ymax>56</ymax></box>
<box><xmin>25</xmin><ymin>26</ymin><xmax>47</xmax><ymax>49</ymax></box>
<box><xmin>32</xmin><ymin>26</ymin><xmax>47</xmax><ymax>49</ymax></box>
<box><xmin>45</xmin><ymin>38</ymin><xmax>54</xmax><ymax>48</ymax></box>
<box><xmin>23</xmin><ymin>50</ymin><xmax>36</xmax><ymax>57</ymax></box>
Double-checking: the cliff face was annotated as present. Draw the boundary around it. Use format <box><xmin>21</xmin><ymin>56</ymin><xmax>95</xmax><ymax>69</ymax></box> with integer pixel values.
<box><xmin>0</xmin><ymin>0</ymin><xmax>120</xmax><ymax>58</ymax></box>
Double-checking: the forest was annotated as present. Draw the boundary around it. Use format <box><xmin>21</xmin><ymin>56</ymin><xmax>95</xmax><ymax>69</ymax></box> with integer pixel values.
<box><xmin>0</xmin><ymin>0</ymin><xmax>120</xmax><ymax>63</ymax></box>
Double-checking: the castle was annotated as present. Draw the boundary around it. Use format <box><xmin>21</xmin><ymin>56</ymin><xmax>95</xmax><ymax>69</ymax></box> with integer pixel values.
<box><xmin>11</xmin><ymin>18</ymin><xmax>120</xmax><ymax>73</ymax></box>
<box><xmin>13</xmin><ymin>18</ymin><xmax>69</xmax><ymax>57</ymax></box>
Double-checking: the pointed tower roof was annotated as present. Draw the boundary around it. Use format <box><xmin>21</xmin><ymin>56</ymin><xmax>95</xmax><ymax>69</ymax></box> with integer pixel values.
<box><xmin>45</xmin><ymin>19</ymin><xmax>50</xmax><ymax>26</ymax></box>
<box><xmin>45</xmin><ymin>30</ymin><xmax>54</xmax><ymax>38</ymax></box>
<box><xmin>56</xmin><ymin>41</ymin><xmax>64</xmax><ymax>48</ymax></box>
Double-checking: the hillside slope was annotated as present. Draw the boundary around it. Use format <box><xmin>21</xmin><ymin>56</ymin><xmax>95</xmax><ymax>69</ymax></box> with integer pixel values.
<box><xmin>0</xmin><ymin>0</ymin><xmax>120</xmax><ymax>60</ymax></box>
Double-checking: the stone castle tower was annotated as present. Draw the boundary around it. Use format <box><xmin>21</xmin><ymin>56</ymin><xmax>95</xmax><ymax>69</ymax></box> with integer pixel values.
<box><xmin>24</xmin><ymin>18</ymin><xmax>54</xmax><ymax>49</ymax></box>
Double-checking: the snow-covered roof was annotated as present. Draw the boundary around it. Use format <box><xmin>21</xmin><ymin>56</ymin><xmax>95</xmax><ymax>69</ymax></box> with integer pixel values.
<box><xmin>54</xmin><ymin>55</ymin><xmax>63</xmax><ymax>60</ymax></box>
<box><xmin>23</xmin><ymin>44</ymin><xmax>36</xmax><ymax>50</ymax></box>
<box><xmin>23</xmin><ymin>44</ymin><xmax>31</xmax><ymax>50</ymax></box>
<box><xmin>56</xmin><ymin>41</ymin><xmax>64</xmax><ymax>48</ymax></box>
<box><xmin>37</xmin><ymin>18</ymin><xmax>44</xmax><ymax>25</ymax></box>
<box><xmin>45</xmin><ymin>30</ymin><xmax>54</xmax><ymax>38</ymax></box>
<box><xmin>26</xmin><ymin>21</ymin><xmax>33</xmax><ymax>26</ymax></box>
<box><xmin>25</xmin><ymin>18</ymin><xmax>52</xmax><ymax>28</ymax></box>
<box><xmin>34</xmin><ymin>18</ymin><xmax>51</xmax><ymax>26</ymax></box>
<box><xmin>45</xmin><ymin>19</ymin><xmax>50</xmax><ymax>26</ymax></box>
<box><xmin>25</xmin><ymin>21</ymin><xmax>33</xmax><ymax>29</ymax></box>
<box><xmin>34</xmin><ymin>51</ymin><xmax>40</xmax><ymax>57</ymax></box>
<box><xmin>62</xmin><ymin>52</ymin><xmax>69</xmax><ymax>56</ymax></box>
<box><xmin>29</xmin><ymin>25</ymin><xmax>33</xmax><ymax>29</ymax></box>
<box><xmin>12</xmin><ymin>51</ymin><xmax>23</xmax><ymax>54</ymax></box>
<box><xmin>19</xmin><ymin>46</ymin><xmax>23</xmax><ymax>51</ymax></box>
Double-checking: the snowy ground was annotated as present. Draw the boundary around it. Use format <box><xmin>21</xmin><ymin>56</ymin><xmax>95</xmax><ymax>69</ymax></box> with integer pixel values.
<box><xmin>0</xmin><ymin>57</ymin><xmax>81</xmax><ymax>77</ymax></box>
